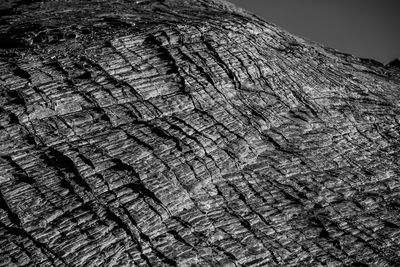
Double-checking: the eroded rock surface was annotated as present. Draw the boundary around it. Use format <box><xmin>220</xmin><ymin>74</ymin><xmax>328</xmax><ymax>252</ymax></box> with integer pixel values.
<box><xmin>1</xmin><ymin>0</ymin><xmax>400</xmax><ymax>266</ymax></box>
<box><xmin>388</xmin><ymin>58</ymin><xmax>400</xmax><ymax>69</ymax></box>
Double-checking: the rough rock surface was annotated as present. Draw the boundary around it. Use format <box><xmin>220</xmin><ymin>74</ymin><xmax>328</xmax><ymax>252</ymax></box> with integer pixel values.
<box><xmin>1</xmin><ymin>0</ymin><xmax>400</xmax><ymax>266</ymax></box>
<box><xmin>388</xmin><ymin>58</ymin><xmax>400</xmax><ymax>69</ymax></box>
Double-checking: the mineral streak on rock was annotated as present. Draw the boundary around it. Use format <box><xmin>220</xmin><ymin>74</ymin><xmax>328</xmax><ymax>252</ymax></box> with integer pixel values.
<box><xmin>0</xmin><ymin>0</ymin><xmax>400</xmax><ymax>266</ymax></box>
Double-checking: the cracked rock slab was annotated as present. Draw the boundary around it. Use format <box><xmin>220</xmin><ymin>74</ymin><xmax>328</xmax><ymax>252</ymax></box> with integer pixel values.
<box><xmin>0</xmin><ymin>0</ymin><xmax>400</xmax><ymax>266</ymax></box>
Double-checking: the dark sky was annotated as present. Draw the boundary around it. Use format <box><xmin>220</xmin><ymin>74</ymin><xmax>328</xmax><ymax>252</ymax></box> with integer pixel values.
<box><xmin>227</xmin><ymin>0</ymin><xmax>400</xmax><ymax>64</ymax></box>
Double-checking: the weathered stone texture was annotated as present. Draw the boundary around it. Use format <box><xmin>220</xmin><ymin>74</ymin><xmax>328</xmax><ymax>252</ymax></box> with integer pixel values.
<box><xmin>1</xmin><ymin>0</ymin><xmax>400</xmax><ymax>266</ymax></box>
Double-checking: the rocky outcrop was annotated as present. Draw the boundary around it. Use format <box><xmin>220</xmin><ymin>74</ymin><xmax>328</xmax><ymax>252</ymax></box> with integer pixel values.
<box><xmin>388</xmin><ymin>58</ymin><xmax>400</xmax><ymax>68</ymax></box>
<box><xmin>1</xmin><ymin>0</ymin><xmax>400</xmax><ymax>266</ymax></box>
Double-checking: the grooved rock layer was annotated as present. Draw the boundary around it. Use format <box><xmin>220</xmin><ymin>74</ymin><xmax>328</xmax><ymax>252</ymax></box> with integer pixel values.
<box><xmin>1</xmin><ymin>0</ymin><xmax>400</xmax><ymax>266</ymax></box>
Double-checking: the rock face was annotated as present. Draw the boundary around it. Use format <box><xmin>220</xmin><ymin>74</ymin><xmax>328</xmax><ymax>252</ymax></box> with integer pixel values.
<box><xmin>388</xmin><ymin>58</ymin><xmax>400</xmax><ymax>68</ymax></box>
<box><xmin>1</xmin><ymin>0</ymin><xmax>400</xmax><ymax>266</ymax></box>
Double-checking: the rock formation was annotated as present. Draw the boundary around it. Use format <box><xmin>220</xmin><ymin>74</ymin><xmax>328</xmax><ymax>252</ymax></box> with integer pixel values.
<box><xmin>388</xmin><ymin>58</ymin><xmax>400</xmax><ymax>69</ymax></box>
<box><xmin>1</xmin><ymin>0</ymin><xmax>400</xmax><ymax>266</ymax></box>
